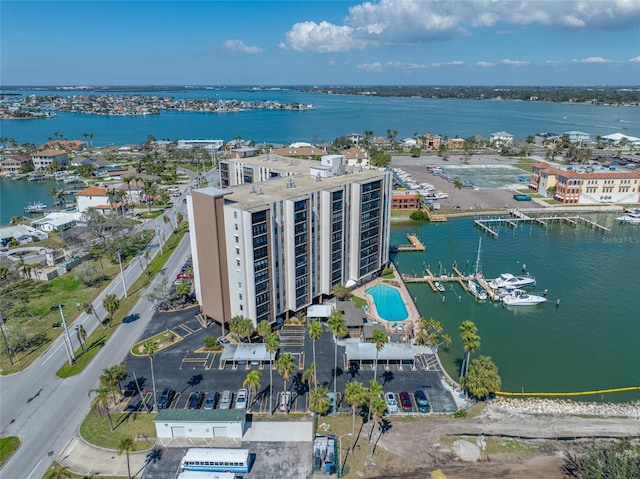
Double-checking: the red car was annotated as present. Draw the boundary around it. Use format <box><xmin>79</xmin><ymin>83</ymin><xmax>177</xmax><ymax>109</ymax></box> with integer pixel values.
<box><xmin>399</xmin><ymin>391</ymin><xmax>412</xmax><ymax>412</ymax></box>
<box><xmin>177</xmin><ymin>271</ymin><xmax>193</xmax><ymax>279</ymax></box>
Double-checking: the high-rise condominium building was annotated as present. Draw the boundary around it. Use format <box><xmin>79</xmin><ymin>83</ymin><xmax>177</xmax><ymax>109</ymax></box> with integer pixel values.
<box><xmin>187</xmin><ymin>154</ymin><xmax>392</xmax><ymax>328</ymax></box>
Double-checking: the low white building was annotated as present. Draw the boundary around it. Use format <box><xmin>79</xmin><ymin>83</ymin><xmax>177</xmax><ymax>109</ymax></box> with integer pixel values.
<box><xmin>76</xmin><ymin>186</ymin><xmax>118</xmax><ymax>214</ymax></box>
<box><xmin>31</xmin><ymin>212</ymin><xmax>84</xmax><ymax>232</ymax></box>
<box><xmin>563</xmin><ymin>130</ymin><xmax>591</xmax><ymax>144</ymax></box>
<box><xmin>601</xmin><ymin>133</ymin><xmax>640</xmax><ymax>147</ymax></box>
<box><xmin>0</xmin><ymin>225</ymin><xmax>48</xmax><ymax>247</ymax></box>
<box><xmin>490</xmin><ymin>131</ymin><xmax>514</xmax><ymax>146</ymax></box>
<box><xmin>154</xmin><ymin>409</ymin><xmax>245</xmax><ymax>440</ymax></box>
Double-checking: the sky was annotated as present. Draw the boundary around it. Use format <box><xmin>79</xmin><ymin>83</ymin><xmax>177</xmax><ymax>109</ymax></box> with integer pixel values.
<box><xmin>1</xmin><ymin>0</ymin><xmax>639</xmax><ymax>86</ymax></box>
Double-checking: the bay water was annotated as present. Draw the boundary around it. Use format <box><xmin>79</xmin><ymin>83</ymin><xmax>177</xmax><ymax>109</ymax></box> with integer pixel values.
<box><xmin>391</xmin><ymin>216</ymin><xmax>640</xmax><ymax>402</ymax></box>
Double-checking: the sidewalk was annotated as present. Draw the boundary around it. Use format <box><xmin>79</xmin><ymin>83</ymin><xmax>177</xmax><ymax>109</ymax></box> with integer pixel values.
<box><xmin>59</xmin><ymin>436</ymin><xmax>154</xmax><ymax>478</ymax></box>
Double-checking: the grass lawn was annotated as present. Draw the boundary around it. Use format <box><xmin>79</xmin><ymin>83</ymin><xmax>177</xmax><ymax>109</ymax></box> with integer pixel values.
<box><xmin>80</xmin><ymin>410</ymin><xmax>156</xmax><ymax>452</ymax></box>
<box><xmin>351</xmin><ymin>296</ymin><xmax>367</xmax><ymax>309</ymax></box>
<box><xmin>42</xmin><ymin>463</ymin><xmax>111</xmax><ymax>479</ymax></box>
<box><xmin>0</xmin><ymin>436</ymin><xmax>20</xmax><ymax>468</ymax></box>
<box><xmin>130</xmin><ymin>329</ymin><xmax>182</xmax><ymax>356</ymax></box>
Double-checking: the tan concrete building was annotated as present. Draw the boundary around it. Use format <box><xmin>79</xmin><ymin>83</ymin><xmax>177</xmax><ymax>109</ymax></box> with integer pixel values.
<box><xmin>188</xmin><ymin>155</ymin><xmax>392</xmax><ymax>328</ymax></box>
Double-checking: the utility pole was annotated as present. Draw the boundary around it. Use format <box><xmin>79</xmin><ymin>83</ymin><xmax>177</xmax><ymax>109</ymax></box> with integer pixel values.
<box><xmin>57</xmin><ymin>304</ymin><xmax>75</xmax><ymax>365</ymax></box>
<box><xmin>0</xmin><ymin>307</ymin><xmax>14</xmax><ymax>365</ymax></box>
<box><xmin>117</xmin><ymin>251</ymin><xmax>128</xmax><ymax>298</ymax></box>
<box><xmin>155</xmin><ymin>218</ymin><xmax>164</xmax><ymax>255</ymax></box>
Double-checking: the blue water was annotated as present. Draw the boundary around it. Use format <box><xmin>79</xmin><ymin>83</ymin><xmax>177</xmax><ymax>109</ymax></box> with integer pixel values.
<box><xmin>365</xmin><ymin>283</ymin><xmax>409</xmax><ymax>321</ymax></box>
<box><xmin>2</xmin><ymin>89</ymin><xmax>638</xmax><ymax>146</ymax></box>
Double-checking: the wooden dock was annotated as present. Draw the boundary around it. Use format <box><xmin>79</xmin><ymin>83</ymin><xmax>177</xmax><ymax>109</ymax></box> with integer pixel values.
<box><xmin>402</xmin><ymin>267</ymin><xmax>469</xmax><ymax>292</ymax></box>
<box><xmin>396</xmin><ymin>233</ymin><xmax>426</xmax><ymax>252</ymax></box>
<box><xmin>473</xmin><ymin>210</ymin><xmax>611</xmax><ymax>236</ymax></box>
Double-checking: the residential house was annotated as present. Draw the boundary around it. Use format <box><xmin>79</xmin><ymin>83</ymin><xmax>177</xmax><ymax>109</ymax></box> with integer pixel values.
<box><xmin>342</xmin><ymin>147</ymin><xmax>369</xmax><ymax>167</ymax></box>
<box><xmin>0</xmin><ymin>225</ymin><xmax>48</xmax><ymax>247</ymax></box>
<box><xmin>42</xmin><ymin>139</ymin><xmax>86</xmax><ymax>152</ymax></box>
<box><xmin>76</xmin><ymin>186</ymin><xmax>120</xmax><ymax>214</ymax></box>
<box><xmin>447</xmin><ymin>138</ymin><xmax>465</xmax><ymax>149</ymax></box>
<box><xmin>563</xmin><ymin>131</ymin><xmax>591</xmax><ymax>144</ymax></box>
<box><xmin>270</xmin><ymin>145</ymin><xmax>327</xmax><ymax>159</ymax></box>
<box><xmin>391</xmin><ymin>190</ymin><xmax>422</xmax><ymax>210</ymax></box>
<box><xmin>422</xmin><ymin>134</ymin><xmax>441</xmax><ymax>150</ymax></box>
<box><xmin>0</xmin><ymin>155</ymin><xmax>32</xmax><ymax>173</ymax></box>
<box><xmin>32</xmin><ymin>212</ymin><xmax>84</xmax><ymax>232</ymax></box>
<box><xmin>31</xmin><ymin>149</ymin><xmax>68</xmax><ymax>170</ymax></box>
<box><xmin>490</xmin><ymin>131</ymin><xmax>514</xmax><ymax>146</ymax></box>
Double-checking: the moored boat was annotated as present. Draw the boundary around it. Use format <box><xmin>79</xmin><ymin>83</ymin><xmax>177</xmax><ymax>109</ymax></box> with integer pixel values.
<box><xmin>616</xmin><ymin>209</ymin><xmax>640</xmax><ymax>224</ymax></box>
<box><xmin>502</xmin><ymin>289</ymin><xmax>547</xmax><ymax>306</ymax></box>
<box><xmin>434</xmin><ymin>281</ymin><xmax>446</xmax><ymax>293</ymax></box>
<box><xmin>489</xmin><ymin>273</ymin><xmax>536</xmax><ymax>289</ymax></box>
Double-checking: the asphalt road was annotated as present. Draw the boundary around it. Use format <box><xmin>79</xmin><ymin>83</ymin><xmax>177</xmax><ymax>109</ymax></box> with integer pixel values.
<box><xmin>0</xmin><ymin>170</ymin><xmax>197</xmax><ymax>479</ymax></box>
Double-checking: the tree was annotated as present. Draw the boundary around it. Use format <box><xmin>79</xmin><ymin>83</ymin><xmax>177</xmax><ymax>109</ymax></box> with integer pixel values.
<box><xmin>102</xmin><ymin>293</ymin><xmax>120</xmax><ymax>327</ymax></box>
<box><xmin>563</xmin><ymin>439</ymin><xmax>640</xmax><ymax>479</ymax></box>
<box><xmin>414</xmin><ymin>317</ymin><xmax>451</xmax><ymax>349</ymax></box>
<box><xmin>43</xmin><ymin>465</ymin><xmax>73</xmax><ymax>479</ymax></box>
<box><xmin>143</xmin><ymin>339</ymin><xmax>158</xmax><ymax>411</ymax></box>
<box><xmin>462</xmin><ymin>355</ymin><xmax>502</xmax><ymax>399</ymax></box>
<box><xmin>229</xmin><ymin>315</ymin><xmax>255</xmax><ymax>343</ymax></box>
<box><xmin>243</xmin><ymin>369</ymin><xmax>262</xmax><ymax>408</ymax></box>
<box><xmin>275</xmin><ymin>352</ymin><xmax>295</xmax><ymax>414</ymax></box>
<box><xmin>371</xmin><ymin>329</ymin><xmax>387</xmax><ymax>382</ymax></box>
<box><xmin>309</xmin><ymin>385</ymin><xmax>330</xmax><ymax>415</ymax></box>
<box><xmin>301</xmin><ymin>362</ymin><xmax>317</xmax><ymax>390</ymax></box>
<box><xmin>256</xmin><ymin>319</ymin><xmax>271</xmax><ymax>341</ymax></box>
<box><xmin>450</xmin><ymin>179</ymin><xmax>463</xmax><ymax>207</ymax></box>
<box><xmin>327</xmin><ymin>310</ymin><xmax>347</xmax><ymax>415</ymax></box>
<box><xmin>459</xmin><ymin>320</ymin><xmax>480</xmax><ymax>382</ymax></box>
<box><xmin>307</xmin><ymin>320</ymin><xmax>322</xmax><ymax>388</ymax></box>
<box><xmin>88</xmin><ymin>386</ymin><xmax>116</xmax><ymax>431</ymax></box>
<box><xmin>76</xmin><ymin>324</ymin><xmax>87</xmax><ymax>352</ymax></box>
<box><xmin>344</xmin><ymin>380</ymin><xmax>367</xmax><ymax>448</ymax></box>
<box><xmin>174</xmin><ymin>279</ymin><xmax>192</xmax><ymax>303</ymax></box>
<box><xmin>332</xmin><ymin>283</ymin><xmax>351</xmax><ymax>300</ymax></box>
<box><xmin>264</xmin><ymin>332</ymin><xmax>279</xmax><ymax>415</ymax></box>
<box><xmin>117</xmin><ymin>437</ymin><xmax>135</xmax><ymax>479</ymax></box>
<box><xmin>366</xmin><ymin>379</ymin><xmax>383</xmax><ymax>440</ymax></box>
<box><xmin>111</xmin><ymin>363</ymin><xmax>128</xmax><ymax>392</ymax></box>
<box><xmin>369</xmin><ymin>393</ymin><xmax>388</xmax><ymax>459</ymax></box>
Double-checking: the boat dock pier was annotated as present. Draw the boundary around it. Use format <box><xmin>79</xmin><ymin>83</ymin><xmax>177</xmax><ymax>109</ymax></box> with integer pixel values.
<box><xmin>395</xmin><ymin>233</ymin><xmax>426</xmax><ymax>252</ymax></box>
<box><xmin>473</xmin><ymin>210</ymin><xmax>611</xmax><ymax>237</ymax></box>
<box><xmin>402</xmin><ymin>266</ymin><xmax>470</xmax><ymax>292</ymax></box>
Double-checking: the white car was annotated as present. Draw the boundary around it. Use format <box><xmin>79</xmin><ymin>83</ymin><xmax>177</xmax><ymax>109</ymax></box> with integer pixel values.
<box><xmin>385</xmin><ymin>392</ymin><xmax>398</xmax><ymax>414</ymax></box>
<box><xmin>235</xmin><ymin>388</ymin><xmax>248</xmax><ymax>410</ymax></box>
<box><xmin>279</xmin><ymin>391</ymin><xmax>292</xmax><ymax>412</ymax></box>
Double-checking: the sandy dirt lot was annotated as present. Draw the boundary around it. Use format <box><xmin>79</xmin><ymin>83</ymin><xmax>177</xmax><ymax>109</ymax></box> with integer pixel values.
<box><xmin>367</xmin><ymin>403</ymin><xmax>639</xmax><ymax>478</ymax></box>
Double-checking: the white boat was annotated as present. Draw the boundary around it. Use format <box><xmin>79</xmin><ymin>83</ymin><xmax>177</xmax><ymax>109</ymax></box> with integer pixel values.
<box><xmin>502</xmin><ymin>289</ymin><xmax>547</xmax><ymax>306</ymax></box>
<box><xmin>616</xmin><ymin>210</ymin><xmax>640</xmax><ymax>224</ymax></box>
<box><xmin>489</xmin><ymin>273</ymin><xmax>536</xmax><ymax>289</ymax></box>
<box><xmin>468</xmin><ymin>238</ymin><xmax>488</xmax><ymax>301</ymax></box>
<box><xmin>434</xmin><ymin>281</ymin><xmax>446</xmax><ymax>293</ymax></box>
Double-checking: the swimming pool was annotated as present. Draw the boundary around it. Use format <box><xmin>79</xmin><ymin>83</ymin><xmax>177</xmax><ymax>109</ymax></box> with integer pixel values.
<box><xmin>365</xmin><ymin>283</ymin><xmax>409</xmax><ymax>322</ymax></box>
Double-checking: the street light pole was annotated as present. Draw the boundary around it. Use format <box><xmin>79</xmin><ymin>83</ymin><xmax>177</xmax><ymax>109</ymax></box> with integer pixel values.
<box><xmin>338</xmin><ymin>433</ymin><xmax>353</xmax><ymax>478</ymax></box>
<box><xmin>57</xmin><ymin>304</ymin><xmax>75</xmax><ymax>365</ymax></box>
<box><xmin>117</xmin><ymin>251</ymin><xmax>128</xmax><ymax>298</ymax></box>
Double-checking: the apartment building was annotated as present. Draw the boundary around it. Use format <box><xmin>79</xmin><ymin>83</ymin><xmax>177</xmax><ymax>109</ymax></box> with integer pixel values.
<box><xmin>530</xmin><ymin>162</ymin><xmax>640</xmax><ymax>204</ymax></box>
<box><xmin>188</xmin><ymin>155</ymin><xmax>392</xmax><ymax>328</ymax></box>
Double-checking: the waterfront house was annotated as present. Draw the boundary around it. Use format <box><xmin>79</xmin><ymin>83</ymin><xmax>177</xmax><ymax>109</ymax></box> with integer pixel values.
<box><xmin>490</xmin><ymin>131</ymin><xmax>514</xmax><ymax>146</ymax></box>
<box><xmin>601</xmin><ymin>133</ymin><xmax>640</xmax><ymax>148</ymax></box>
<box><xmin>422</xmin><ymin>133</ymin><xmax>441</xmax><ymax>150</ymax></box>
<box><xmin>391</xmin><ymin>190</ymin><xmax>422</xmax><ymax>210</ymax></box>
<box><xmin>31</xmin><ymin>149</ymin><xmax>68</xmax><ymax>170</ymax></box>
<box><xmin>32</xmin><ymin>212</ymin><xmax>84</xmax><ymax>232</ymax></box>
<box><xmin>530</xmin><ymin>161</ymin><xmax>640</xmax><ymax>204</ymax></box>
<box><xmin>0</xmin><ymin>225</ymin><xmax>48</xmax><ymax>247</ymax></box>
<box><xmin>447</xmin><ymin>138</ymin><xmax>465</xmax><ymax>149</ymax></box>
<box><xmin>42</xmin><ymin>139</ymin><xmax>86</xmax><ymax>152</ymax></box>
<box><xmin>188</xmin><ymin>154</ymin><xmax>392</xmax><ymax>329</ymax></box>
<box><xmin>0</xmin><ymin>155</ymin><xmax>32</xmax><ymax>173</ymax></box>
<box><xmin>342</xmin><ymin>147</ymin><xmax>369</xmax><ymax>167</ymax></box>
<box><xmin>76</xmin><ymin>186</ymin><xmax>120</xmax><ymax>214</ymax></box>
<box><xmin>563</xmin><ymin>131</ymin><xmax>591</xmax><ymax>145</ymax></box>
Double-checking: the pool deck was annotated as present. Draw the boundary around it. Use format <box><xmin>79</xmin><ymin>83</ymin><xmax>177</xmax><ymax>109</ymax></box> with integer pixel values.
<box><xmin>353</xmin><ymin>265</ymin><xmax>422</xmax><ymax>339</ymax></box>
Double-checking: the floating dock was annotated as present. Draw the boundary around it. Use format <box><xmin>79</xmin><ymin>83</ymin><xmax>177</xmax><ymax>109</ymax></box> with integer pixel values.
<box><xmin>473</xmin><ymin>210</ymin><xmax>611</xmax><ymax>237</ymax></box>
<box><xmin>402</xmin><ymin>267</ymin><xmax>469</xmax><ymax>292</ymax></box>
<box><xmin>395</xmin><ymin>233</ymin><xmax>426</xmax><ymax>252</ymax></box>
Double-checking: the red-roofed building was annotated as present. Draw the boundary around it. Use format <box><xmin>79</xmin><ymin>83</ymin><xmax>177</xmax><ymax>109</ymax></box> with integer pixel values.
<box><xmin>76</xmin><ymin>186</ymin><xmax>121</xmax><ymax>214</ymax></box>
<box><xmin>42</xmin><ymin>139</ymin><xmax>86</xmax><ymax>151</ymax></box>
<box><xmin>530</xmin><ymin>162</ymin><xmax>640</xmax><ymax>204</ymax></box>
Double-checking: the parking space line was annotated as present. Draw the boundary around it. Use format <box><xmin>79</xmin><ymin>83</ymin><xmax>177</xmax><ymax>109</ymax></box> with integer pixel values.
<box><xmin>204</xmin><ymin>353</ymin><xmax>217</xmax><ymax>370</ymax></box>
<box><xmin>178</xmin><ymin>323</ymin><xmax>195</xmax><ymax>335</ymax></box>
<box><xmin>171</xmin><ymin>393</ymin><xmax>182</xmax><ymax>408</ymax></box>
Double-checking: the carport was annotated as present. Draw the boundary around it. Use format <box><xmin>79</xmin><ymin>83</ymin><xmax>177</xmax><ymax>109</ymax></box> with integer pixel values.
<box><xmin>307</xmin><ymin>304</ymin><xmax>332</xmax><ymax>322</ymax></box>
<box><xmin>219</xmin><ymin>343</ymin><xmax>272</xmax><ymax>368</ymax></box>
<box><xmin>345</xmin><ymin>342</ymin><xmax>416</xmax><ymax>370</ymax></box>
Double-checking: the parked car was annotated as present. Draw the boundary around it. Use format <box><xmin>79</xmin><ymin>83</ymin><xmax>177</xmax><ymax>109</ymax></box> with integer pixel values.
<box><xmin>188</xmin><ymin>392</ymin><xmax>204</xmax><ymax>409</ymax></box>
<box><xmin>327</xmin><ymin>392</ymin><xmax>335</xmax><ymax>413</ymax></box>
<box><xmin>157</xmin><ymin>387</ymin><xmax>175</xmax><ymax>409</ymax></box>
<box><xmin>399</xmin><ymin>391</ymin><xmax>412</xmax><ymax>412</ymax></box>
<box><xmin>280</xmin><ymin>391</ymin><xmax>292</xmax><ymax>412</ymax></box>
<box><xmin>203</xmin><ymin>392</ymin><xmax>219</xmax><ymax>410</ymax></box>
<box><xmin>235</xmin><ymin>388</ymin><xmax>248</xmax><ymax>409</ymax></box>
<box><xmin>415</xmin><ymin>390</ymin><xmax>430</xmax><ymax>413</ymax></box>
<box><xmin>177</xmin><ymin>271</ymin><xmax>194</xmax><ymax>279</ymax></box>
<box><xmin>385</xmin><ymin>392</ymin><xmax>398</xmax><ymax>414</ymax></box>
<box><xmin>219</xmin><ymin>390</ymin><xmax>232</xmax><ymax>409</ymax></box>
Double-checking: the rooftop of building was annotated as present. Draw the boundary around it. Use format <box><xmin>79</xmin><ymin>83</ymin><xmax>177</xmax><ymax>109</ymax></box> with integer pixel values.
<box><xmin>532</xmin><ymin>161</ymin><xmax>640</xmax><ymax>179</ymax></box>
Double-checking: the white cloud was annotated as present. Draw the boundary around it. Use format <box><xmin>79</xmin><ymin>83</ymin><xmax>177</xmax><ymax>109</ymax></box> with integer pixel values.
<box><xmin>502</xmin><ymin>59</ymin><xmax>530</xmax><ymax>66</ymax></box>
<box><xmin>628</xmin><ymin>56</ymin><xmax>640</xmax><ymax>63</ymax></box>
<box><xmin>223</xmin><ymin>40</ymin><xmax>264</xmax><ymax>54</ymax></box>
<box><xmin>283</xmin><ymin>0</ymin><xmax>640</xmax><ymax>53</ymax></box>
<box><xmin>431</xmin><ymin>60</ymin><xmax>464</xmax><ymax>67</ymax></box>
<box><xmin>580</xmin><ymin>56</ymin><xmax>613</xmax><ymax>63</ymax></box>
<box><xmin>357</xmin><ymin>62</ymin><xmax>383</xmax><ymax>72</ymax></box>
<box><xmin>477</xmin><ymin>61</ymin><xmax>496</xmax><ymax>68</ymax></box>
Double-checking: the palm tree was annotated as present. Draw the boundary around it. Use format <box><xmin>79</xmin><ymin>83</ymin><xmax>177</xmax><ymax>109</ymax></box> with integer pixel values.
<box><xmin>111</xmin><ymin>363</ymin><xmax>128</xmax><ymax>392</ymax></box>
<box><xmin>117</xmin><ymin>437</ymin><xmax>135</xmax><ymax>479</ymax></box>
<box><xmin>264</xmin><ymin>332</ymin><xmax>279</xmax><ymax>415</ymax></box>
<box><xmin>102</xmin><ymin>293</ymin><xmax>120</xmax><ymax>327</ymax></box>
<box><xmin>275</xmin><ymin>352</ymin><xmax>295</xmax><ymax>414</ymax></box>
<box><xmin>450</xmin><ymin>178</ymin><xmax>463</xmax><ymax>207</ymax></box>
<box><xmin>256</xmin><ymin>319</ymin><xmax>271</xmax><ymax>341</ymax></box>
<box><xmin>100</xmin><ymin>367</ymin><xmax>119</xmax><ymax>405</ymax></box>
<box><xmin>344</xmin><ymin>380</ymin><xmax>366</xmax><ymax>446</ymax></box>
<box><xmin>84</xmin><ymin>302</ymin><xmax>102</xmax><ymax>328</ymax></box>
<box><xmin>327</xmin><ymin>310</ymin><xmax>347</xmax><ymax>415</ymax></box>
<box><xmin>76</xmin><ymin>324</ymin><xmax>87</xmax><ymax>352</ymax></box>
<box><xmin>459</xmin><ymin>320</ymin><xmax>480</xmax><ymax>382</ymax></box>
<box><xmin>142</xmin><ymin>180</ymin><xmax>156</xmax><ymax>213</ymax></box>
<box><xmin>43</xmin><ymin>465</ymin><xmax>73</xmax><ymax>479</ymax></box>
<box><xmin>123</xmin><ymin>175</ymin><xmax>136</xmax><ymax>206</ymax></box>
<box><xmin>243</xmin><ymin>369</ymin><xmax>261</xmax><ymax>409</ymax></box>
<box><xmin>371</xmin><ymin>329</ymin><xmax>387</xmax><ymax>382</ymax></box>
<box><xmin>369</xmin><ymin>394</ymin><xmax>389</xmax><ymax>459</ymax></box>
<box><xmin>143</xmin><ymin>339</ymin><xmax>159</xmax><ymax>411</ymax></box>
<box><xmin>366</xmin><ymin>379</ymin><xmax>384</xmax><ymax>442</ymax></box>
<box><xmin>50</xmin><ymin>187</ymin><xmax>59</xmax><ymax>206</ymax></box>
<box><xmin>307</xmin><ymin>320</ymin><xmax>322</xmax><ymax>388</ymax></box>
<box><xmin>462</xmin><ymin>355</ymin><xmax>502</xmax><ymax>400</ymax></box>
<box><xmin>88</xmin><ymin>386</ymin><xmax>116</xmax><ymax>431</ymax></box>
<box><xmin>301</xmin><ymin>362</ymin><xmax>316</xmax><ymax>390</ymax></box>
<box><xmin>309</xmin><ymin>385</ymin><xmax>330</xmax><ymax>415</ymax></box>
<box><xmin>175</xmin><ymin>279</ymin><xmax>192</xmax><ymax>303</ymax></box>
